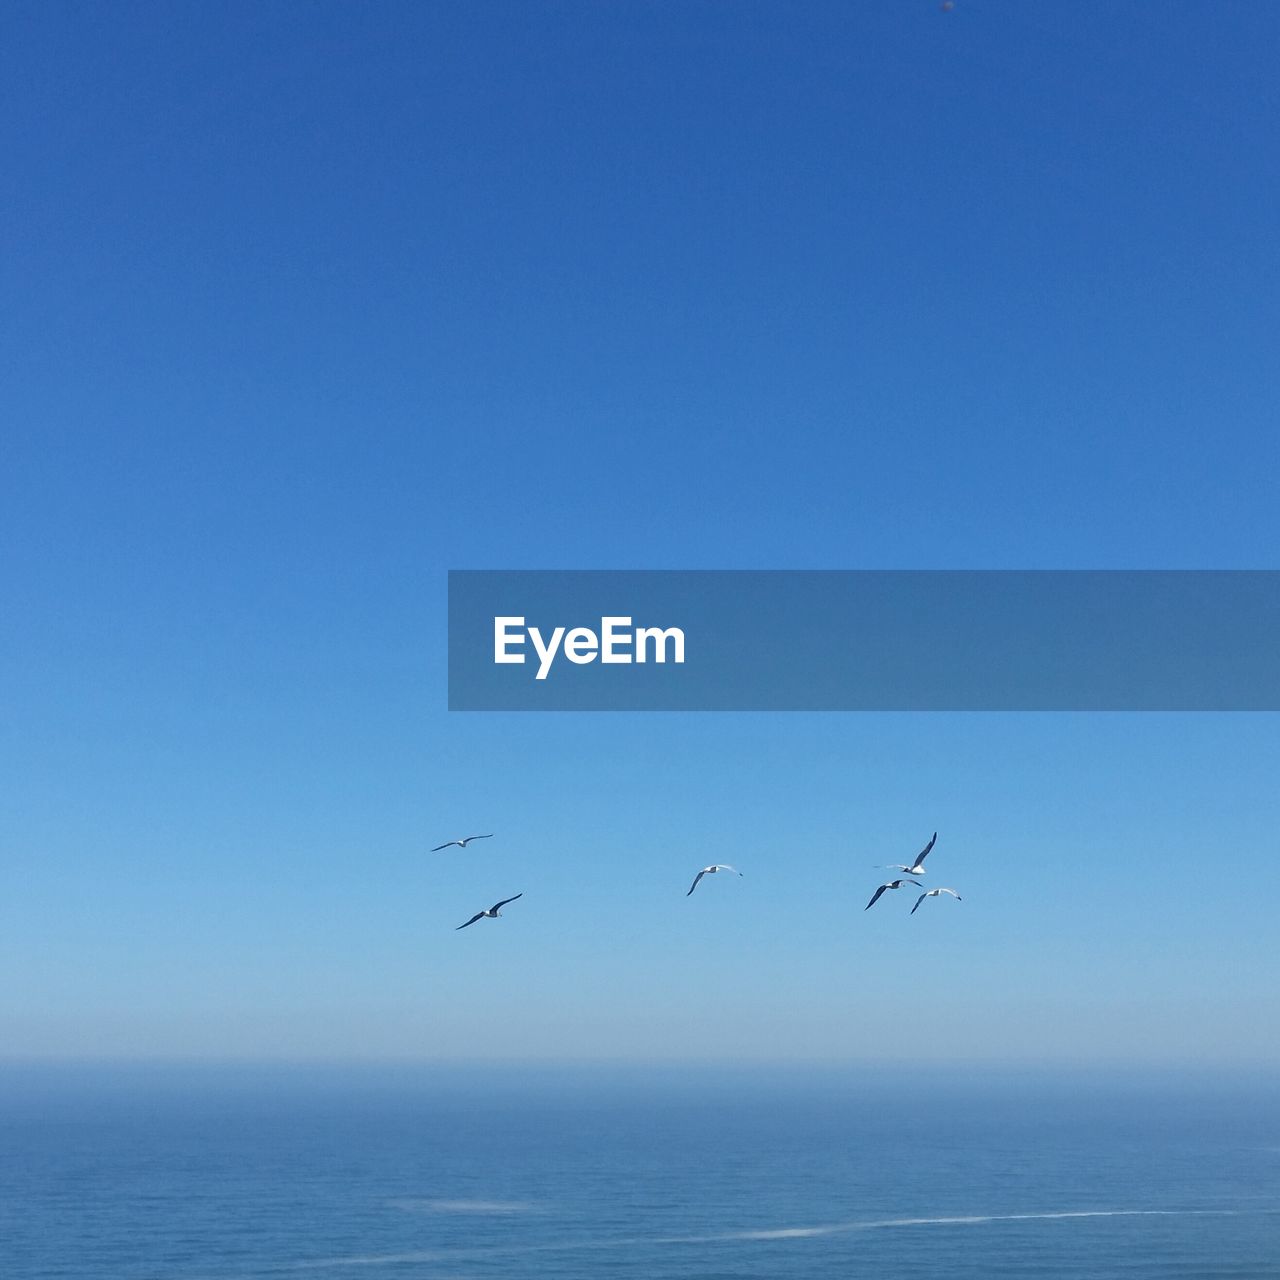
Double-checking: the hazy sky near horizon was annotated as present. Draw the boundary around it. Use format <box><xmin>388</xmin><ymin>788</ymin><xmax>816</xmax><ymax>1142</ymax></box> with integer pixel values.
<box><xmin>2</xmin><ymin>2</ymin><xmax>1278</xmax><ymax>1067</ymax></box>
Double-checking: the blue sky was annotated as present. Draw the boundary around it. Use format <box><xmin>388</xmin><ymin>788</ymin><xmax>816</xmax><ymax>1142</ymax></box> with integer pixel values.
<box><xmin>2</xmin><ymin>2</ymin><xmax>1277</xmax><ymax>1068</ymax></box>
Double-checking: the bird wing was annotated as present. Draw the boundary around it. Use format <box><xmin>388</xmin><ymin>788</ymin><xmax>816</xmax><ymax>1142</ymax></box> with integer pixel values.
<box><xmin>916</xmin><ymin>832</ymin><xmax>938</xmax><ymax>866</ymax></box>
<box><xmin>687</xmin><ymin>870</ymin><xmax>707</xmax><ymax>896</ymax></box>
<box><xmin>490</xmin><ymin>893</ymin><xmax>523</xmax><ymax>912</ymax></box>
<box><xmin>463</xmin><ymin>834</ymin><xmax>494</xmax><ymax>844</ymax></box>
<box><xmin>431</xmin><ymin>842</ymin><xmax>459</xmax><ymax>852</ymax></box>
<box><xmin>865</xmin><ymin>884</ymin><xmax>889</xmax><ymax>910</ymax></box>
<box><xmin>938</xmin><ymin>888</ymin><xmax>960</xmax><ymax>899</ymax></box>
<box><xmin>456</xmin><ymin>913</ymin><xmax>485</xmax><ymax>930</ymax></box>
<box><xmin>910</xmin><ymin>893</ymin><xmax>928</xmax><ymax>915</ymax></box>
<box><xmin>716</xmin><ymin>865</ymin><xmax>741</xmax><ymax>875</ymax></box>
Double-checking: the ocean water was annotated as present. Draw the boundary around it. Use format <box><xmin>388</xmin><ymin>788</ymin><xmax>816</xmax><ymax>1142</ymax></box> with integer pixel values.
<box><xmin>2</xmin><ymin>1067</ymin><xmax>1278</xmax><ymax>1279</ymax></box>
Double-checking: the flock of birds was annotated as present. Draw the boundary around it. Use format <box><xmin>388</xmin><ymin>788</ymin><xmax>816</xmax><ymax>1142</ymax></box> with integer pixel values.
<box><xmin>865</xmin><ymin>831</ymin><xmax>963</xmax><ymax>915</ymax></box>
<box><xmin>433</xmin><ymin>831</ymin><xmax>963</xmax><ymax>929</ymax></box>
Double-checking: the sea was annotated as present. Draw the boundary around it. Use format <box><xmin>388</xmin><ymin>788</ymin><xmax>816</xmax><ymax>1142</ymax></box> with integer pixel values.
<box><xmin>2</xmin><ymin>1064</ymin><xmax>1278</xmax><ymax>1279</ymax></box>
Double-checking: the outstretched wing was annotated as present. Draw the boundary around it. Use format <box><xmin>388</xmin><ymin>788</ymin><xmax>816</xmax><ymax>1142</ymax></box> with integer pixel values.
<box><xmin>455</xmin><ymin>912</ymin><xmax>485</xmax><ymax>930</ymax></box>
<box><xmin>915</xmin><ymin>832</ymin><xmax>938</xmax><ymax>866</ymax></box>
<box><xmin>462</xmin><ymin>834</ymin><xmax>494</xmax><ymax>845</ymax></box>
<box><xmin>910</xmin><ymin>893</ymin><xmax>928</xmax><ymax>915</ymax></box>
<box><xmin>490</xmin><ymin>893</ymin><xmax>523</xmax><ymax>912</ymax></box>
<box><xmin>865</xmin><ymin>884</ymin><xmax>889</xmax><ymax>911</ymax></box>
<box><xmin>431</xmin><ymin>841</ymin><xmax>460</xmax><ymax>852</ymax></box>
<box><xmin>687</xmin><ymin>869</ymin><xmax>707</xmax><ymax>896</ymax></box>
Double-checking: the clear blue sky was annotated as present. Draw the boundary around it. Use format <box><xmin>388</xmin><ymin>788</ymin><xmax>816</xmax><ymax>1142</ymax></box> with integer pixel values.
<box><xmin>2</xmin><ymin>2</ymin><xmax>1277</xmax><ymax>1069</ymax></box>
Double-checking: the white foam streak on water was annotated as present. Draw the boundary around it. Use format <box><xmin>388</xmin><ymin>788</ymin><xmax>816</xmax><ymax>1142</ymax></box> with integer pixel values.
<box><xmin>289</xmin><ymin>1207</ymin><xmax>1265</xmax><ymax>1270</ymax></box>
<box><xmin>680</xmin><ymin>1208</ymin><xmax>1253</xmax><ymax>1243</ymax></box>
<box><xmin>386</xmin><ymin>1198</ymin><xmax>537</xmax><ymax>1215</ymax></box>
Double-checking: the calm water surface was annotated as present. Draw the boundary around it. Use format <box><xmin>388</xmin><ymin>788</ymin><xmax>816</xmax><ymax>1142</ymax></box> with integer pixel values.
<box><xmin>2</xmin><ymin>1068</ymin><xmax>1278</xmax><ymax>1279</ymax></box>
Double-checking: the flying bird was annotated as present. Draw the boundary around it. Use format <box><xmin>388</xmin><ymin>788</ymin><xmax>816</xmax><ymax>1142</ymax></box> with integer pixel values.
<box><xmin>431</xmin><ymin>834</ymin><xmax>494</xmax><ymax>852</ymax></box>
<box><xmin>865</xmin><ymin>879</ymin><xmax>917</xmax><ymax>910</ymax></box>
<box><xmin>881</xmin><ymin>832</ymin><xmax>938</xmax><ymax>877</ymax></box>
<box><xmin>911</xmin><ymin>887</ymin><xmax>962</xmax><ymax>915</ymax></box>
<box><xmin>687</xmin><ymin>865</ymin><xmax>742</xmax><ymax>896</ymax></box>
<box><xmin>455</xmin><ymin>893</ymin><xmax>523</xmax><ymax>930</ymax></box>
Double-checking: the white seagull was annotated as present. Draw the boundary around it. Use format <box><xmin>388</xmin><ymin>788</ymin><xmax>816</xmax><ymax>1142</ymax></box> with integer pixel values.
<box><xmin>881</xmin><ymin>832</ymin><xmax>937</xmax><ymax>877</ymax></box>
<box><xmin>911</xmin><ymin>887</ymin><xmax>961</xmax><ymax>915</ymax></box>
<box><xmin>687</xmin><ymin>865</ymin><xmax>742</xmax><ymax>896</ymax></box>
<box><xmin>431</xmin><ymin>834</ymin><xmax>494</xmax><ymax>852</ymax></box>
<box><xmin>865</xmin><ymin>879</ymin><xmax>917</xmax><ymax>911</ymax></box>
<box><xmin>456</xmin><ymin>893</ymin><xmax>523</xmax><ymax>930</ymax></box>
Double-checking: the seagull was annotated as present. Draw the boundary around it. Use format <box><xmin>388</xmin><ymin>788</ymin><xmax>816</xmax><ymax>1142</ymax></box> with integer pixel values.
<box><xmin>687</xmin><ymin>865</ymin><xmax>742</xmax><ymax>896</ymax></box>
<box><xmin>455</xmin><ymin>893</ymin><xmax>523</xmax><ymax>930</ymax></box>
<box><xmin>911</xmin><ymin>887</ymin><xmax>961</xmax><ymax>915</ymax></box>
<box><xmin>865</xmin><ymin>879</ymin><xmax>917</xmax><ymax>910</ymax></box>
<box><xmin>881</xmin><ymin>832</ymin><xmax>938</xmax><ymax>877</ymax></box>
<box><xmin>431</xmin><ymin>834</ymin><xmax>494</xmax><ymax>852</ymax></box>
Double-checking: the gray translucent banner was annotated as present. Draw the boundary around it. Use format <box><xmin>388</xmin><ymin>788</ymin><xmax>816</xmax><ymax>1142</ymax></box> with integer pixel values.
<box><xmin>447</xmin><ymin>571</ymin><xmax>1280</xmax><ymax>711</ymax></box>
